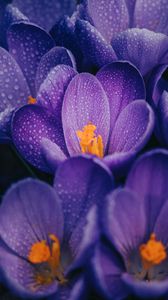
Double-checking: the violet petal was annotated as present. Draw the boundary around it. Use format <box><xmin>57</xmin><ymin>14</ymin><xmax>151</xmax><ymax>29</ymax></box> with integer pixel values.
<box><xmin>112</xmin><ymin>28</ymin><xmax>168</xmax><ymax>75</ymax></box>
<box><xmin>50</xmin><ymin>16</ymin><xmax>83</xmax><ymax>71</ymax></box>
<box><xmin>7</xmin><ymin>22</ymin><xmax>55</xmax><ymax>96</ymax></box>
<box><xmin>126</xmin><ymin>149</ymin><xmax>168</xmax><ymax>232</ymax></box>
<box><xmin>37</xmin><ymin>64</ymin><xmax>77</xmax><ymax>119</ymax></box>
<box><xmin>0</xmin><ymin>4</ymin><xmax>29</xmax><ymax>49</ymax></box>
<box><xmin>54</xmin><ymin>155</ymin><xmax>114</xmax><ymax>241</ymax></box>
<box><xmin>102</xmin><ymin>188</ymin><xmax>146</xmax><ymax>259</ymax></box>
<box><xmin>108</xmin><ymin>100</ymin><xmax>154</xmax><ymax>154</ymax></box>
<box><xmin>12</xmin><ymin>104</ymin><xmax>67</xmax><ymax>173</ymax></box>
<box><xmin>122</xmin><ymin>273</ymin><xmax>168</xmax><ymax>299</ymax></box>
<box><xmin>41</xmin><ymin>138</ymin><xmax>67</xmax><ymax>173</ymax></box>
<box><xmin>147</xmin><ymin>64</ymin><xmax>168</xmax><ymax>107</ymax></box>
<box><xmin>75</xmin><ymin>19</ymin><xmax>117</xmax><ymax>69</ymax></box>
<box><xmin>133</xmin><ymin>0</ymin><xmax>168</xmax><ymax>35</ymax></box>
<box><xmin>86</xmin><ymin>0</ymin><xmax>129</xmax><ymax>43</ymax></box>
<box><xmin>91</xmin><ymin>242</ymin><xmax>128</xmax><ymax>300</ymax></box>
<box><xmin>35</xmin><ymin>46</ymin><xmax>76</xmax><ymax>92</ymax></box>
<box><xmin>0</xmin><ymin>47</ymin><xmax>30</xmax><ymax>112</ymax></box>
<box><xmin>97</xmin><ymin>61</ymin><xmax>145</xmax><ymax>132</ymax></box>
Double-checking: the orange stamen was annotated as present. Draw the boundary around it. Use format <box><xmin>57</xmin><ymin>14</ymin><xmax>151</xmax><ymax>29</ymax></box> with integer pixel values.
<box><xmin>28</xmin><ymin>235</ymin><xmax>66</xmax><ymax>286</ymax></box>
<box><xmin>76</xmin><ymin>122</ymin><xmax>104</xmax><ymax>158</ymax></box>
<box><xmin>28</xmin><ymin>235</ymin><xmax>61</xmax><ymax>265</ymax></box>
<box><xmin>139</xmin><ymin>233</ymin><xmax>167</xmax><ymax>270</ymax></box>
<box><xmin>48</xmin><ymin>234</ymin><xmax>61</xmax><ymax>270</ymax></box>
<box><xmin>28</xmin><ymin>96</ymin><xmax>36</xmax><ymax>104</ymax></box>
<box><xmin>28</xmin><ymin>240</ymin><xmax>50</xmax><ymax>264</ymax></box>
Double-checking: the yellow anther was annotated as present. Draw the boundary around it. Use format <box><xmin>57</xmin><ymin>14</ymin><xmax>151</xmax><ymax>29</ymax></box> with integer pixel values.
<box><xmin>140</xmin><ymin>233</ymin><xmax>167</xmax><ymax>270</ymax></box>
<box><xmin>28</xmin><ymin>96</ymin><xmax>36</xmax><ymax>104</ymax></box>
<box><xmin>28</xmin><ymin>240</ymin><xmax>50</xmax><ymax>264</ymax></box>
<box><xmin>76</xmin><ymin>122</ymin><xmax>104</xmax><ymax>158</ymax></box>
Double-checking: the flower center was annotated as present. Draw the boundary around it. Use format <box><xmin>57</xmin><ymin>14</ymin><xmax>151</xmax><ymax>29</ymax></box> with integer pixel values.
<box><xmin>28</xmin><ymin>96</ymin><xmax>36</xmax><ymax>104</ymax></box>
<box><xmin>28</xmin><ymin>234</ymin><xmax>66</xmax><ymax>286</ymax></box>
<box><xmin>76</xmin><ymin>122</ymin><xmax>104</xmax><ymax>158</ymax></box>
<box><xmin>139</xmin><ymin>233</ymin><xmax>167</xmax><ymax>271</ymax></box>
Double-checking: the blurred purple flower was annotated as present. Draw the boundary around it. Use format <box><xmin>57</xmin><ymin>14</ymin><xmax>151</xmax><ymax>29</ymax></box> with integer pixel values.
<box><xmin>11</xmin><ymin>61</ymin><xmax>154</xmax><ymax>175</ymax></box>
<box><xmin>0</xmin><ymin>155</ymin><xmax>113</xmax><ymax>298</ymax></box>
<box><xmin>53</xmin><ymin>0</ymin><xmax>168</xmax><ymax>74</ymax></box>
<box><xmin>12</xmin><ymin>0</ymin><xmax>76</xmax><ymax>31</ymax></box>
<box><xmin>91</xmin><ymin>149</ymin><xmax>168</xmax><ymax>299</ymax></box>
<box><xmin>0</xmin><ymin>0</ymin><xmax>76</xmax><ymax>47</ymax></box>
<box><xmin>0</xmin><ymin>3</ymin><xmax>28</xmax><ymax>49</ymax></box>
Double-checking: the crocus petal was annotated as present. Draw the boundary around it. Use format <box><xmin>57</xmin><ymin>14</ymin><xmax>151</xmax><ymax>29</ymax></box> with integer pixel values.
<box><xmin>122</xmin><ymin>273</ymin><xmax>168</xmax><ymax>299</ymax></box>
<box><xmin>91</xmin><ymin>241</ymin><xmax>129</xmax><ymax>300</ymax></box>
<box><xmin>74</xmin><ymin>3</ymin><xmax>94</xmax><ymax>24</ymax></box>
<box><xmin>86</xmin><ymin>0</ymin><xmax>129</xmax><ymax>43</ymax></box>
<box><xmin>0</xmin><ymin>0</ymin><xmax>12</xmax><ymax>22</ymax></box>
<box><xmin>108</xmin><ymin>100</ymin><xmax>154</xmax><ymax>154</ymax></box>
<box><xmin>125</xmin><ymin>0</ymin><xmax>136</xmax><ymax>24</ymax></box>
<box><xmin>7</xmin><ymin>22</ymin><xmax>55</xmax><ymax>96</ymax></box>
<box><xmin>68</xmin><ymin>278</ymin><xmax>87</xmax><ymax>300</ymax></box>
<box><xmin>12</xmin><ymin>0</ymin><xmax>76</xmax><ymax>31</ymax></box>
<box><xmin>0</xmin><ymin>47</ymin><xmax>30</xmax><ymax>111</ymax></box>
<box><xmin>68</xmin><ymin>206</ymin><xmax>99</xmax><ymax>264</ymax></box>
<box><xmin>126</xmin><ymin>149</ymin><xmax>168</xmax><ymax>232</ymax></box>
<box><xmin>35</xmin><ymin>46</ymin><xmax>76</xmax><ymax>91</ymax></box>
<box><xmin>154</xmin><ymin>197</ymin><xmax>168</xmax><ymax>247</ymax></box>
<box><xmin>133</xmin><ymin>0</ymin><xmax>168</xmax><ymax>35</ymax></box>
<box><xmin>102</xmin><ymin>188</ymin><xmax>146</xmax><ymax>259</ymax></box>
<box><xmin>41</xmin><ymin>138</ymin><xmax>67</xmax><ymax>173</ymax></box>
<box><xmin>0</xmin><ymin>1</ymin><xmax>11</xmax><ymax>46</ymax></box>
<box><xmin>0</xmin><ymin>242</ymin><xmax>58</xmax><ymax>298</ymax></box>
<box><xmin>75</xmin><ymin>19</ymin><xmax>117</xmax><ymax>69</ymax></box>
<box><xmin>0</xmin><ymin>106</ymin><xmax>14</xmax><ymax>141</ymax></box>
<box><xmin>12</xmin><ymin>104</ymin><xmax>67</xmax><ymax>173</ymax></box>
<box><xmin>49</xmin><ymin>278</ymin><xmax>87</xmax><ymax>300</ymax></box>
<box><xmin>0</xmin><ymin>45</ymin><xmax>30</xmax><ymax>138</ymax></box>
<box><xmin>147</xmin><ymin>64</ymin><xmax>168</xmax><ymax>107</ymax></box>
<box><xmin>62</xmin><ymin>73</ymin><xmax>110</xmax><ymax>156</ymax></box>
<box><xmin>112</xmin><ymin>28</ymin><xmax>168</xmax><ymax>75</ymax></box>
<box><xmin>50</xmin><ymin>16</ymin><xmax>83</xmax><ymax>71</ymax></box>
<box><xmin>0</xmin><ymin>178</ymin><xmax>63</xmax><ymax>258</ymax></box>
<box><xmin>103</xmin><ymin>151</ymin><xmax>136</xmax><ymax>178</ymax></box>
<box><xmin>54</xmin><ymin>156</ymin><xmax>114</xmax><ymax>241</ymax></box>
<box><xmin>0</xmin><ymin>4</ymin><xmax>29</xmax><ymax>49</ymax></box>
<box><xmin>37</xmin><ymin>64</ymin><xmax>77</xmax><ymax>119</ymax></box>
<box><xmin>96</xmin><ymin>61</ymin><xmax>145</xmax><ymax>132</ymax></box>
<box><xmin>155</xmin><ymin>91</ymin><xmax>168</xmax><ymax>146</ymax></box>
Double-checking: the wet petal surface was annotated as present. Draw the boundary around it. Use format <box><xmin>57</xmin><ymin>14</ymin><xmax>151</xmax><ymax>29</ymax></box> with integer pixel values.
<box><xmin>8</xmin><ymin>22</ymin><xmax>55</xmax><ymax>96</ymax></box>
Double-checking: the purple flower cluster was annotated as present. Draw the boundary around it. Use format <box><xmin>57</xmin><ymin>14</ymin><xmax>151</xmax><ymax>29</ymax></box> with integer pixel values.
<box><xmin>0</xmin><ymin>1</ymin><xmax>168</xmax><ymax>300</ymax></box>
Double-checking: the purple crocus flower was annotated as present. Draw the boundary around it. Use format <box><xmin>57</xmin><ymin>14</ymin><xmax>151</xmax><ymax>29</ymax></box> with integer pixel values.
<box><xmin>0</xmin><ymin>155</ymin><xmax>113</xmax><ymax>298</ymax></box>
<box><xmin>11</xmin><ymin>0</ymin><xmax>76</xmax><ymax>31</ymax></box>
<box><xmin>54</xmin><ymin>0</ymin><xmax>168</xmax><ymax>75</ymax></box>
<box><xmin>90</xmin><ymin>149</ymin><xmax>168</xmax><ymax>299</ymax></box>
<box><xmin>0</xmin><ymin>1</ymin><xmax>76</xmax><ymax>49</ymax></box>
<box><xmin>0</xmin><ymin>20</ymin><xmax>75</xmax><ymax>141</ymax></box>
<box><xmin>11</xmin><ymin>61</ymin><xmax>154</xmax><ymax>176</ymax></box>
